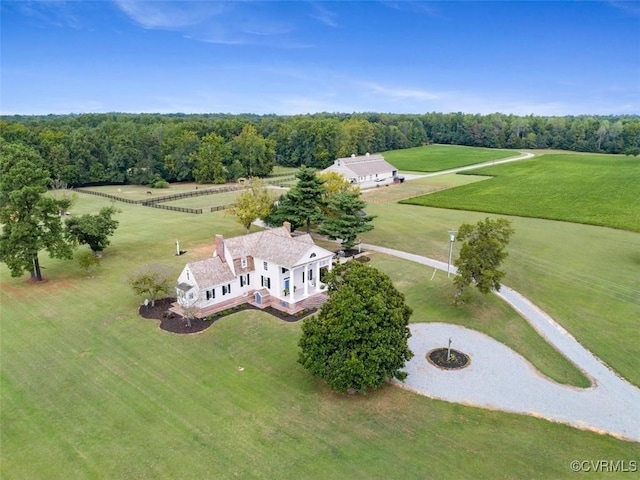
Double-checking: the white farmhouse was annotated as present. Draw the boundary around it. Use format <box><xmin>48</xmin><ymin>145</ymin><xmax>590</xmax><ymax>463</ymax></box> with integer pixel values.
<box><xmin>321</xmin><ymin>153</ymin><xmax>399</xmax><ymax>189</ymax></box>
<box><xmin>172</xmin><ymin>224</ymin><xmax>334</xmax><ymax>318</ymax></box>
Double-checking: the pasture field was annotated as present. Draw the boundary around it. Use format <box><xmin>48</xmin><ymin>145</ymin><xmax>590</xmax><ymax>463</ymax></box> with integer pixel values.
<box><xmin>163</xmin><ymin>186</ymin><xmax>284</xmax><ymax>210</ymax></box>
<box><xmin>401</xmin><ymin>153</ymin><xmax>640</xmax><ymax>233</ymax></box>
<box><xmin>384</xmin><ymin>144</ymin><xmax>517</xmax><ymax>172</ymax></box>
<box><xmin>80</xmin><ymin>182</ymin><xmax>206</xmax><ymax>201</ymax></box>
<box><xmin>163</xmin><ymin>190</ymin><xmax>240</xmax><ymax>209</ymax></box>
<box><xmin>2</xmin><ymin>194</ymin><xmax>637</xmax><ymax>479</ymax></box>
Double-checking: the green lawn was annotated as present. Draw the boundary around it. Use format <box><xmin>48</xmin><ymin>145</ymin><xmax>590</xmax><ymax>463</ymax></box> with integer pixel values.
<box><xmin>2</xmin><ymin>194</ymin><xmax>638</xmax><ymax>479</ymax></box>
<box><xmin>401</xmin><ymin>153</ymin><xmax>640</xmax><ymax>233</ymax></box>
<box><xmin>360</xmin><ymin>202</ymin><xmax>640</xmax><ymax>388</ymax></box>
<box><xmin>384</xmin><ymin>144</ymin><xmax>517</xmax><ymax>172</ymax></box>
<box><xmin>369</xmin><ymin>253</ymin><xmax>589</xmax><ymax>387</ymax></box>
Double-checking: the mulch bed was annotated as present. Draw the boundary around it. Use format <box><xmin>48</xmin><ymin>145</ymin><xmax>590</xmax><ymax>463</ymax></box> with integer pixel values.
<box><xmin>426</xmin><ymin>348</ymin><xmax>471</xmax><ymax>370</ymax></box>
<box><xmin>138</xmin><ymin>297</ymin><xmax>318</xmax><ymax>334</ymax></box>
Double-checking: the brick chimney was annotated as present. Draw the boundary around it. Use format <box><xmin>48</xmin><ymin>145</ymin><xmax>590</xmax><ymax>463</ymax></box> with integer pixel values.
<box><xmin>215</xmin><ymin>234</ymin><xmax>225</xmax><ymax>262</ymax></box>
<box><xmin>283</xmin><ymin>221</ymin><xmax>291</xmax><ymax>233</ymax></box>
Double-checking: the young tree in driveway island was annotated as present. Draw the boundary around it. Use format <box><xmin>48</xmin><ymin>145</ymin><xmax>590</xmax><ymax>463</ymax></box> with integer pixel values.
<box><xmin>453</xmin><ymin>217</ymin><xmax>514</xmax><ymax>304</ymax></box>
<box><xmin>319</xmin><ymin>191</ymin><xmax>375</xmax><ymax>250</ymax></box>
<box><xmin>0</xmin><ymin>143</ymin><xmax>73</xmax><ymax>281</ymax></box>
<box><xmin>298</xmin><ymin>262</ymin><xmax>413</xmax><ymax>394</ymax></box>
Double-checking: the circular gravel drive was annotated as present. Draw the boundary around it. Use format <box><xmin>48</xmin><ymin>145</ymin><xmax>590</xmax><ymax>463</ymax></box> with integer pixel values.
<box><xmin>395</xmin><ymin>323</ymin><xmax>640</xmax><ymax>443</ymax></box>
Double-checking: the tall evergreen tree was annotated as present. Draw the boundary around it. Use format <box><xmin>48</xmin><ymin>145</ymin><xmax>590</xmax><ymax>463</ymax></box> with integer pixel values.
<box><xmin>266</xmin><ymin>166</ymin><xmax>326</xmax><ymax>233</ymax></box>
<box><xmin>0</xmin><ymin>143</ymin><xmax>73</xmax><ymax>281</ymax></box>
<box><xmin>319</xmin><ymin>191</ymin><xmax>375</xmax><ymax>249</ymax></box>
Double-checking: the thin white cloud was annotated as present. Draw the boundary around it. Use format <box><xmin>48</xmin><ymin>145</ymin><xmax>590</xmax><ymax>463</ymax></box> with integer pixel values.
<box><xmin>606</xmin><ymin>0</ymin><xmax>640</xmax><ymax>17</ymax></box>
<box><xmin>380</xmin><ymin>1</ymin><xmax>440</xmax><ymax>17</ymax></box>
<box><xmin>112</xmin><ymin>0</ymin><xmax>311</xmax><ymax>48</ymax></box>
<box><xmin>113</xmin><ymin>0</ymin><xmax>227</xmax><ymax>30</ymax></box>
<box><xmin>308</xmin><ymin>2</ymin><xmax>339</xmax><ymax>27</ymax></box>
<box><xmin>12</xmin><ymin>0</ymin><xmax>82</xmax><ymax>29</ymax></box>
<box><xmin>358</xmin><ymin>81</ymin><xmax>443</xmax><ymax>101</ymax></box>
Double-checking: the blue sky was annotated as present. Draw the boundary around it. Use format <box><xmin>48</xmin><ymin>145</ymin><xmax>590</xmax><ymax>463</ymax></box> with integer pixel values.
<box><xmin>1</xmin><ymin>1</ymin><xmax>639</xmax><ymax>116</ymax></box>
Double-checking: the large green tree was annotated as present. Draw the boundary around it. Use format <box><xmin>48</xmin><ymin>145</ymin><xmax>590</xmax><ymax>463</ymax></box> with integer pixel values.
<box><xmin>191</xmin><ymin>133</ymin><xmax>230</xmax><ymax>184</ymax></box>
<box><xmin>453</xmin><ymin>217</ymin><xmax>514</xmax><ymax>302</ymax></box>
<box><xmin>0</xmin><ymin>143</ymin><xmax>73</xmax><ymax>281</ymax></box>
<box><xmin>229</xmin><ymin>178</ymin><xmax>275</xmax><ymax>232</ymax></box>
<box><xmin>266</xmin><ymin>166</ymin><xmax>326</xmax><ymax>233</ymax></box>
<box><xmin>298</xmin><ymin>262</ymin><xmax>413</xmax><ymax>394</ymax></box>
<box><xmin>65</xmin><ymin>206</ymin><xmax>120</xmax><ymax>255</ymax></box>
<box><xmin>232</xmin><ymin>124</ymin><xmax>274</xmax><ymax>177</ymax></box>
<box><xmin>319</xmin><ymin>191</ymin><xmax>375</xmax><ymax>249</ymax></box>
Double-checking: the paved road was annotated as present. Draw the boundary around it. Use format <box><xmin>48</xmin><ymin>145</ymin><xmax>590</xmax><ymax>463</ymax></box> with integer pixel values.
<box><xmin>361</xmin><ymin>243</ymin><xmax>640</xmax><ymax>443</ymax></box>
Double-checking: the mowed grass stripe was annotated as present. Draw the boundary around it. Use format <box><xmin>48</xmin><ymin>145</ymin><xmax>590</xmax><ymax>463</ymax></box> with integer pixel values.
<box><xmin>384</xmin><ymin>144</ymin><xmax>517</xmax><ymax>172</ymax></box>
<box><xmin>401</xmin><ymin>154</ymin><xmax>640</xmax><ymax>232</ymax></box>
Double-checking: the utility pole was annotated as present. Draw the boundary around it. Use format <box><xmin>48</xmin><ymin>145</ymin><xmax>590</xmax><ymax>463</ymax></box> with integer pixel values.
<box><xmin>447</xmin><ymin>230</ymin><xmax>457</xmax><ymax>278</ymax></box>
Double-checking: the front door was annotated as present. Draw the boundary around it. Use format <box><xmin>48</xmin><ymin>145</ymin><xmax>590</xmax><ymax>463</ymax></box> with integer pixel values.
<box><xmin>254</xmin><ymin>292</ymin><xmax>261</xmax><ymax>304</ymax></box>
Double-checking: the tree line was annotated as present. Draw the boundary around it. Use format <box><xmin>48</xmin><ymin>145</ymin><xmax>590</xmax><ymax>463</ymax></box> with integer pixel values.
<box><xmin>1</xmin><ymin>112</ymin><xmax>638</xmax><ymax>187</ymax></box>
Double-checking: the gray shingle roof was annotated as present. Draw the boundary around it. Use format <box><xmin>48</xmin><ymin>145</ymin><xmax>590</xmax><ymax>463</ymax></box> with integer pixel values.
<box><xmin>324</xmin><ymin>154</ymin><xmax>397</xmax><ymax>178</ymax></box>
<box><xmin>187</xmin><ymin>256</ymin><xmax>235</xmax><ymax>289</ymax></box>
<box><xmin>224</xmin><ymin>227</ymin><xmax>325</xmax><ymax>268</ymax></box>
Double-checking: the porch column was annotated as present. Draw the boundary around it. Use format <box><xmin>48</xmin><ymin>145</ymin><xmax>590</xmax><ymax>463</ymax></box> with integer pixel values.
<box><xmin>315</xmin><ymin>262</ymin><xmax>320</xmax><ymax>292</ymax></box>
<box><xmin>304</xmin><ymin>264</ymin><xmax>309</xmax><ymax>296</ymax></box>
<box><xmin>290</xmin><ymin>267</ymin><xmax>296</xmax><ymax>302</ymax></box>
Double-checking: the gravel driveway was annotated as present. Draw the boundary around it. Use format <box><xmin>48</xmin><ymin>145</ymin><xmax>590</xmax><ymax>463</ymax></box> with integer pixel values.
<box><xmin>362</xmin><ymin>243</ymin><xmax>640</xmax><ymax>443</ymax></box>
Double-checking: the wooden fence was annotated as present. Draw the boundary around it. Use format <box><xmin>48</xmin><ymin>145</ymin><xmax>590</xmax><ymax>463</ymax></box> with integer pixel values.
<box><xmin>141</xmin><ymin>184</ymin><xmax>246</xmax><ymax>205</ymax></box>
<box><xmin>74</xmin><ymin>188</ymin><xmax>143</xmax><ymax>204</ymax></box>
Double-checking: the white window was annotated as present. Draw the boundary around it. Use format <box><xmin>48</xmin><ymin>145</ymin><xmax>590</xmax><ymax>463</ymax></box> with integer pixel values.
<box><xmin>222</xmin><ymin>284</ymin><xmax>231</xmax><ymax>295</ymax></box>
<box><xmin>261</xmin><ymin>276</ymin><xmax>271</xmax><ymax>289</ymax></box>
<box><xmin>263</xmin><ymin>261</ymin><xmax>268</xmax><ymax>271</ymax></box>
<box><xmin>206</xmin><ymin>289</ymin><xmax>215</xmax><ymax>300</ymax></box>
<box><xmin>241</xmin><ymin>257</ymin><xmax>247</xmax><ymax>268</ymax></box>
<box><xmin>240</xmin><ymin>274</ymin><xmax>250</xmax><ymax>287</ymax></box>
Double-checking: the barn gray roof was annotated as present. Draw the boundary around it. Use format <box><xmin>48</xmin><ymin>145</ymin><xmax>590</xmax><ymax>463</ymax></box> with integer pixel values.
<box><xmin>324</xmin><ymin>154</ymin><xmax>396</xmax><ymax>177</ymax></box>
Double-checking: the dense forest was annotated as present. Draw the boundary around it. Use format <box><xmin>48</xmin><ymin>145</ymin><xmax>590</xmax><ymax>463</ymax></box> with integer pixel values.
<box><xmin>1</xmin><ymin>112</ymin><xmax>638</xmax><ymax>186</ymax></box>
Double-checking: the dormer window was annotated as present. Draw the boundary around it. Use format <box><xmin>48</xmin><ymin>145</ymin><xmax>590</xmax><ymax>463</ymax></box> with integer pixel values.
<box><xmin>241</xmin><ymin>257</ymin><xmax>247</xmax><ymax>268</ymax></box>
<box><xmin>186</xmin><ymin>271</ymin><xmax>190</xmax><ymax>280</ymax></box>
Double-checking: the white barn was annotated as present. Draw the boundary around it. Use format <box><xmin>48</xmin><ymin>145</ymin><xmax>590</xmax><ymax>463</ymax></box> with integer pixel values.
<box><xmin>172</xmin><ymin>225</ymin><xmax>334</xmax><ymax>318</ymax></box>
<box><xmin>322</xmin><ymin>153</ymin><xmax>399</xmax><ymax>189</ymax></box>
